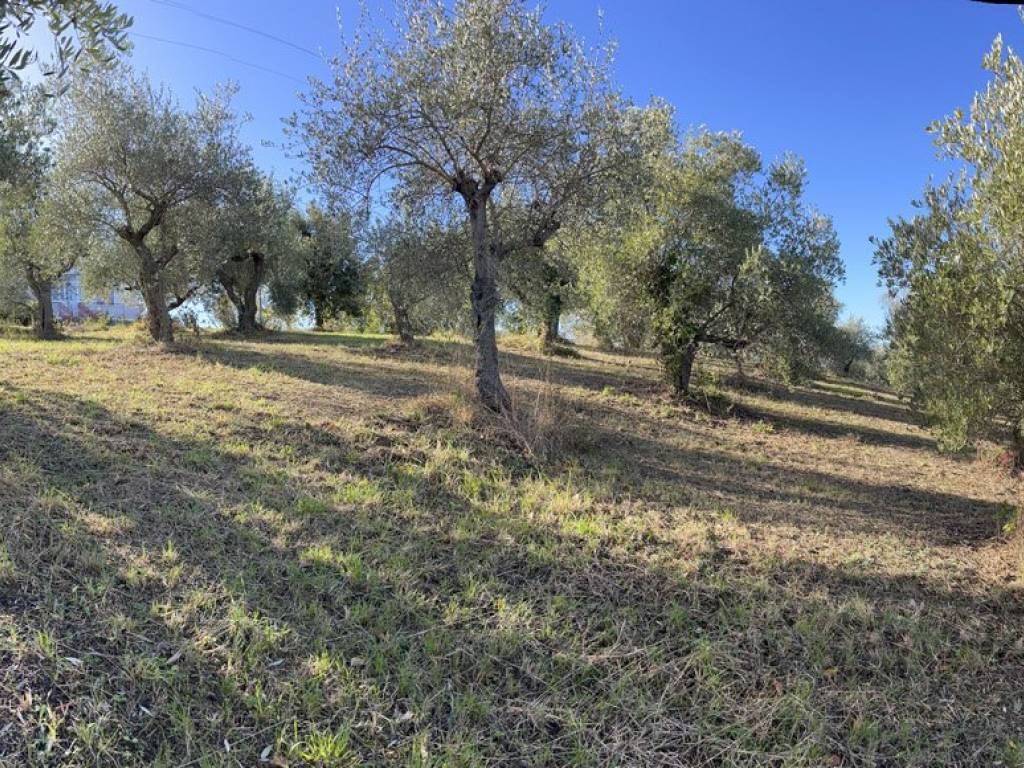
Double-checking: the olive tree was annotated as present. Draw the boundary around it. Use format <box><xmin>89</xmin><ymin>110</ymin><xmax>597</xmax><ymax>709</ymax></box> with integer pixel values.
<box><xmin>0</xmin><ymin>81</ymin><xmax>85</xmax><ymax>339</ymax></box>
<box><xmin>578</xmin><ymin>128</ymin><xmax>842</xmax><ymax>395</ymax></box>
<box><xmin>369</xmin><ymin>214</ymin><xmax>469</xmax><ymax>344</ymax></box>
<box><xmin>827</xmin><ymin>316</ymin><xmax>876</xmax><ymax>376</ymax></box>
<box><xmin>54</xmin><ymin>66</ymin><xmax>244</xmax><ymax>343</ymax></box>
<box><xmin>875</xmin><ymin>32</ymin><xmax>1024</xmax><ymax>465</ymax></box>
<box><xmin>195</xmin><ymin>167</ymin><xmax>298</xmax><ymax>333</ymax></box>
<box><xmin>0</xmin><ymin>184</ymin><xmax>99</xmax><ymax>338</ymax></box>
<box><xmin>292</xmin><ymin>0</ymin><xmax>613</xmax><ymax>410</ymax></box>
<box><xmin>491</xmin><ymin>95</ymin><xmax>637</xmax><ymax>352</ymax></box>
<box><xmin>277</xmin><ymin>203</ymin><xmax>365</xmax><ymax>330</ymax></box>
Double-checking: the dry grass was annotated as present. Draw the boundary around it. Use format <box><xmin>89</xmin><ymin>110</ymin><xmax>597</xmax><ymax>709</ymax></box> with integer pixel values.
<box><xmin>0</xmin><ymin>327</ymin><xmax>1022</xmax><ymax>767</ymax></box>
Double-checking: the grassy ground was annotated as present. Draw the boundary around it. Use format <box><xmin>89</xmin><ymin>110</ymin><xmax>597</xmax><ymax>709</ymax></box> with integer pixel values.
<box><xmin>0</xmin><ymin>328</ymin><xmax>1022</xmax><ymax>767</ymax></box>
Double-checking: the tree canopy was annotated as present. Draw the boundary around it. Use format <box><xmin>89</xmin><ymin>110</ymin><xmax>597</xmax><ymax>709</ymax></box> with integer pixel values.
<box><xmin>293</xmin><ymin>0</ymin><xmax>616</xmax><ymax>409</ymax></box>
<box><xmin>876</xmin><ymin>32</ymin><xmax>1024</xmax><ymax>464</ymax></box>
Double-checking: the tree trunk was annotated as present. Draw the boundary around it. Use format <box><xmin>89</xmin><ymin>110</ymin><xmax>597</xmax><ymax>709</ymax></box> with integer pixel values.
<box><xmin>139</xmin><ymin>266</ymin><xmax>174</xmax><ymax>344</ymax></box>
<box><xmin>1013</xmin><ymin>417</ymin><xmax>1024</xmax><ymax>470</ymax></box>
<box><xmin>389</xmin><ymin>289</ymin><xmax>415</xmax><ymax>345</ymax></box>
<box><xmin>467</xmin><ymin>192</ymin><xmax>510</xmax><ymax>411</ymax></box>
<box><xmin>674</xmin><ymin>341</ymin><xmax>699</xmax><ymax>396</ymax></box>
<box><xmin>218</xmin><ymin>252</ymin><xmax>265</xmax><ymax>334</ymax></box>
<box><xmin>313</xmin><ymin>302</ymin><xmax>325</xmax><ymax>331</ymax></box>
<box><xmin>238</xmin><ymin>252</ymin><xmax>265</xmax><ymax>333</ymax></box>
<box><xmin>733</xmin><ymin>351</ymin><xmax>746</xmax><ymax>382</ymax></box>
<box><xmin>541</xmin><ymin>289</ymin><xmax>562</xmax><ymax>353</ymax></box>
<box><xmin>29</xmin><ymin>279</ymin><xmax>57</xmax><ymax>340</ymax></box>
<box><xmin>237</xmin><ymin>300</ymin><xmax>259</xmax><ymax>333</ymax></box>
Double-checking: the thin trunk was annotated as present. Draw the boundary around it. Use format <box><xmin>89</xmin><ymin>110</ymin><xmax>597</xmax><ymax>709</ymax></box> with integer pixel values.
<box><xmin>674</xmin><ymin>341</ymin><xmax>699</xmax><ymax>396</ymax></box>
<box><xmin>733</xmin><ymin>351</ymin><xmax>746</xmax><ymax>382</ymax></box>
<box><xmin>29</xmin><ymin>279</ymin><xmax>57</xmax><ymax>340</ymax></box>
<box><xmin>313</xmin><ymin>302</ymin><xmax>325</xmax><ymax>331</ymax></box>
<box><xmin>467</xmin><ymin>192</ymin><xmax>510</xmax><ymax>411</ymax></box>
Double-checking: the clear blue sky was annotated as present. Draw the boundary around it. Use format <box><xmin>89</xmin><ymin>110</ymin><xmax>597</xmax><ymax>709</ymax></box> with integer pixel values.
<box><xmin>108</xmin><ymin>0</ymin><xmax>1024</xmax><ymax>329</ymax></box>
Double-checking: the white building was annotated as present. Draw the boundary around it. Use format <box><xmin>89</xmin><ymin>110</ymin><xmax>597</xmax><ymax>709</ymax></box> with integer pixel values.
<box><xmin>53</xmin><ymin>269</ymin><xmax>145</xmax><ymax>322</ymax></box>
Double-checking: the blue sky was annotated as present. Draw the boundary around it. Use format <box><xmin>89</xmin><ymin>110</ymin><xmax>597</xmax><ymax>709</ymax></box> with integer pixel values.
<box><xmin>96</xmin><ymin>0</ymin><xmax>1024</xmax><ymax>328</ymax></box>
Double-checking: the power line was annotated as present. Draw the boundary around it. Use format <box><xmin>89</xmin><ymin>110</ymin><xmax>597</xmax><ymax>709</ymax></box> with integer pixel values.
<box><xmin>146</xmin><ymin>0</ymin><xmax>323</xmax><ymax>61</ymax></box>
<box><xmin>129</xmin><ymin>32</ymin><xmax>306</xmax><ymax>84</ymax></box>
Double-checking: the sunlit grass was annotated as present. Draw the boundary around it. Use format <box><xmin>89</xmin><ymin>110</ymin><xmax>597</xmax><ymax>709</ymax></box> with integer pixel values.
<box><xmin>0</xmin><ymin>327</ymin><xmax>1020</xmax><ymax>766</ymax></box>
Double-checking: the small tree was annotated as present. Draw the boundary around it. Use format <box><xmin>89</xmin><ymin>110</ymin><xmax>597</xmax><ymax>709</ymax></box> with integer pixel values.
<box><xmin>197</xmin><ymin>167</ymin><xmax>298</xmax><ymax>333</ymax></box>
<box><xmin>0</xmin><ymin>185</ymin><xmax>96</xmax><ymax>339</ymax></box>
<box><xmin>293</xmin><ymin>0</ymin><xmax>613</xmax><ymax>409</ymax></box>
<box><xmin>828</xmin><ymin>316</ymin><xmax>876</xmax><ymax>376</ymax></box>
<box><xmin>0</xmin><ymin>82</ymin><xmax>89</xmax><ymax>340</ymax></box>
<box><xmin>56</xmin><ymin>66</ymin><xmax>245</xmax><ymax>343</ymax></box>
<box><xmin>369</xmin><ymin>214</ymin><xmax>469</xmax><ymax>344</ymax></box>
<box><xmin>285</xmin><ymin>204</ymin><xmax>364</xmax><ymax>330</ymax></box>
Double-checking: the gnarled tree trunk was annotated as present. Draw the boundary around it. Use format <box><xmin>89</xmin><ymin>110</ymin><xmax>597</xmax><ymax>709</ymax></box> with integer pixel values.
<box><xmin>217</xmin><ymin>251</ymin><xmax>266</xmax><ymax>333</ymax></box>
<box><xmin>388</xmin><ymin>288</ymin><xmax>415</xmax><ymax>345</ymax></box>
<box><xmin>139</xmin><ymin>263</ymin><xmax>174</xmax><ymax>344</ymax></box>
<box><xmin>467</xmin><ymin>190</ymin><xmax>510</xmax><ymax>411</ymax></box>
<box><xmin>673</xmin><ymin>341</ymin><xmax>699</xmax><ymax>396</ymax></box>
<box><xmin>28</xmin><ymin>278</ymin><xmax>57</xmax><ymax>340</ymax></box>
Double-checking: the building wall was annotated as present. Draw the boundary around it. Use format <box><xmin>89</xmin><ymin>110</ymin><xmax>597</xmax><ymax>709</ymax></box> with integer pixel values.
<box><xmin>53</xmin><ymin>269</ymin><xmax>145</xmax><ymax>322</ymax></box>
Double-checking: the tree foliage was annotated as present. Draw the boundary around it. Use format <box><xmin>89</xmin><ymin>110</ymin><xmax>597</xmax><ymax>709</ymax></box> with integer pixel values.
<box><xmin>280</xmin><ymin>203</ymin><xmax>364</xmax><ymax>330</ymax></box>
<box><xmin>368</xmin><ymin>213</ymin><xmax>469</xmax><ymax>344</ymax></box>
<box><xmin>195</xmin><ymin>167</ymin><xmax>298</xmax><ymax>333</ymax></box>
<box><xmin>876</xmin><ymin>31</ymin><xmax>1024</xmax><ymax>463</ymax></box>
<box><xmin>0</xmin><ymin>0</ymin><xmax>132</xmax><ymax>97</ymax></box>
<box><xmin>575</xmin><ymin>125</ymin><xmax>843</xmax><ymax>393</ymax></box>
<box><xmin>54</xmin><ymin>65</ymin><xmax>246</xmax><ymax>342</ymax></box>
<box><xmin>293</xmin><ymin>0</ymin><xmax>615</xmax><ymax>409</ymax></box>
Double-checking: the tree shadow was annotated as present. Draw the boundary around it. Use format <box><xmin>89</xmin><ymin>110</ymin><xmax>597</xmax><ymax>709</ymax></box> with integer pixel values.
<box><xmin>572</xmin><ymin>405</ymin><xmax>1004</xmax><ymax>546</ymax></box>
<box><xmin>740</xmin><ymin>404</ymin><xmax>936</xmax><ymax>451</ymax></box>
<box><xmin>778</xmin><ymin>381</ymin><xmax>921</xmax><ymax>428</ymax></box>
<box><xmin>183</xmin><ymin>338</ymin><xmax>444</xmax><ymax>399</ymax></box>
<box><xmin>1</xmin><ymin>386</ymin><xmax>1022</xmax><ymax>766</ymax></box>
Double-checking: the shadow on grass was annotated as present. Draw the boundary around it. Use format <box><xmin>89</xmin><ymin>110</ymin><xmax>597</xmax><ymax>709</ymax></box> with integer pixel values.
<box><xmin>576</xmin><ymin>404</ymin><xmax>1000</xmax><ymax>546</ymax></box>
<box><xmin>185</xmin><ymin>337</ymin><xmax>446</xmax><ymax>399</ymax></box>
<box><xmin>1</xmin><ymin>381</ymin><xmax>1022</xmax><ymax>766</ymax></box>
<box><xmin>740</xmin><ymin>404</ymin><xmax>936</xmax><ymax>452</ymax></box>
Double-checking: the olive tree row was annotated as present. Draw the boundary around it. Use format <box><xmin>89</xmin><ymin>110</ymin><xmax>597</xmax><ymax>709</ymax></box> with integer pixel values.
<box><xmin>292</xmin><ymin>0</ymin><xmax>616</xmax><ymax>410</ymax></box>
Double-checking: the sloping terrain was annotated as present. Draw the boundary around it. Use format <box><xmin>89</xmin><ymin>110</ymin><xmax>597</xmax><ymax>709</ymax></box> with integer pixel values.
<box><xmin>0</xmin><ymin>330</ymin><xmax>1021</xmax><ymax>767</ymax></box>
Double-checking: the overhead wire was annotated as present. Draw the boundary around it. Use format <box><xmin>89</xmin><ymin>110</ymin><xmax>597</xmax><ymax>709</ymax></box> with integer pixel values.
<box><xmin>129</xmin><ymin>32</ymin><xmax>306</xmax><ymax>84</ymax></box>
<box><xmin>145</xmin><ymin>0</ymin><xmax>323</xmax><ymax>60</ymax></box>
